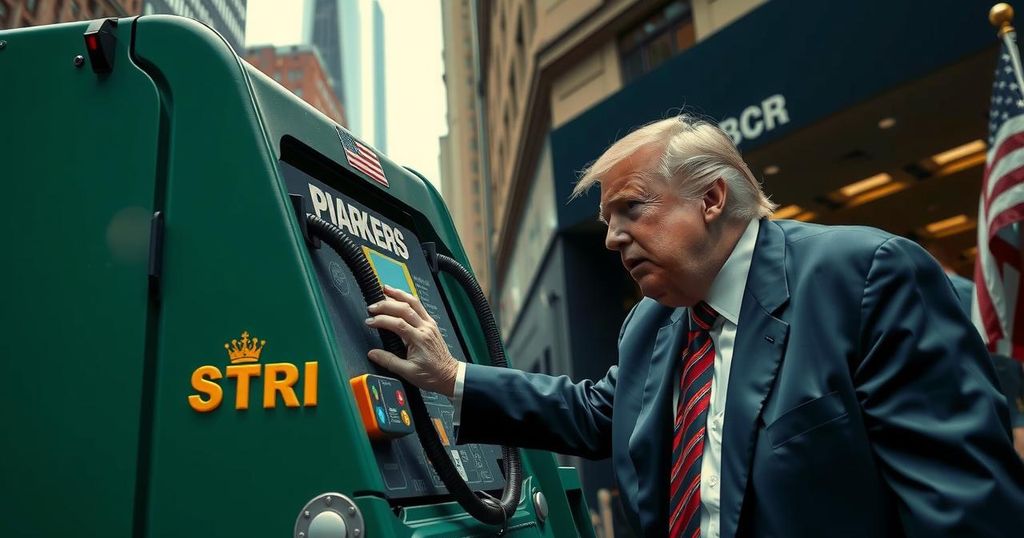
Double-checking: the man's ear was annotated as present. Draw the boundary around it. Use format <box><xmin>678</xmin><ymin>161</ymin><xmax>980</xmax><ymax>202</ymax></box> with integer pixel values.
<box><xmin>703</xmin><ymin>177</ymin><xmax>727</xmax><ymax>222</ymax></box>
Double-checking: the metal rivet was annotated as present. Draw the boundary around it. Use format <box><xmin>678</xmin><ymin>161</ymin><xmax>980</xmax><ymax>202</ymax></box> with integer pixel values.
<box><xmin>73</xmin><ymin>55</ymin><xmax>85</xmax><ymax>67</ymax></box>
<box><xmin>304</xmin><ymin>510</ymin><xmax>311</xmax><ymax>518</ymax></box>
<box><xmin>353</xmin><ymin>530</ymin><xmax>361</xmax><ymax>537</ymax></box>
<box><xmin>298</xmin><ymin>533</ymin><xmax>305</xmax><ymax>538</ymax></box>
<box><xmin>0</xmin><ymin>40</ymin><xmax>7</xmax><ymax>50</ymax></box>
<box><xmin>325</xmin><ymin>495</ymin><xmax>332</xmax><ymax>505</ymax></box>
<box><xmin>764</xmin><ymin>335</ymin><xmax>775</xmax><ymax>343</ymax></box>
<box><xmin>348</xmin><ymin>506</ymin><xmax>356</xmax><ymax>515</ymax></box>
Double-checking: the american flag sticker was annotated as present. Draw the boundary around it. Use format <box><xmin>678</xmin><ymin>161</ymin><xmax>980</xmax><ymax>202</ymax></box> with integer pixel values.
<box><xmin>336</xmin><ymin>126</ymin><xmax>389</xmax><ymax>188</ymax></box>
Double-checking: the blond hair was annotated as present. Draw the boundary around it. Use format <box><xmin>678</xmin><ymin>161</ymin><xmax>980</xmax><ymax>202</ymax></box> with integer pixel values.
<box><xmin>573</xmin><ymin>115</ymin><xmax>777</xmax><ymax>220</ymax></box>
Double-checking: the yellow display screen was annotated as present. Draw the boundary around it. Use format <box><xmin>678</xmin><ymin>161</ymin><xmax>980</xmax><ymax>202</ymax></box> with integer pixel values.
<box><xmin>362</xmin><ymin>247</ymin><xmax>418</xmax><ymax>297</ymax></box>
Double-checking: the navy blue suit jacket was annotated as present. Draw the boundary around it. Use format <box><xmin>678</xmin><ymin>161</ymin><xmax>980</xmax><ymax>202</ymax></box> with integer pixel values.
<box><xmin>458</xmin><ymin>219</ymin><xmax>1024</xmax><ymax>536</ymax></box>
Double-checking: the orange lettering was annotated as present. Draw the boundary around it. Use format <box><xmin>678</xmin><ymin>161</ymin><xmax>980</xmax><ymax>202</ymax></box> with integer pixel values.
<box><xmin>188</xmin><ymin>365</ymin><xmax>223</xmax><ymax>412</ymax></box>
<box><xmin>304</xmin><ymin>361</ymin><xmax>319</xmax><ymax>407</ymax></box>
<box><xmin>226</xmin><ymin>364</ymin><xmax>261</xmax><ymax>410</ymax></box>
<box><xmin>263</xmin><ymin>363</ymin><xmax>300</xmax><ymax>408</ymax></box>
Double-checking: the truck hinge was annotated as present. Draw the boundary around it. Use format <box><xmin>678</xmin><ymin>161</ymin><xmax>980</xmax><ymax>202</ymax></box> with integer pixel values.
<box><xmin>148</xmin><ymin>211</ymin><xmax>164</xmax><ymax>301</ymax></box>
<box><xmin>422</xmin><ymin>242</ymin><xmax>439</xmax><ymax>274</ymax></box>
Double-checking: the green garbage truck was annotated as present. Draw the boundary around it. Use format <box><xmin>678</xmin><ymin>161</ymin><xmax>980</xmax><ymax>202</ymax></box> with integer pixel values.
<box><xmin>0</xmin><ymin>15</ymin><xmax>595</xmax><ymax>538</ymax></box>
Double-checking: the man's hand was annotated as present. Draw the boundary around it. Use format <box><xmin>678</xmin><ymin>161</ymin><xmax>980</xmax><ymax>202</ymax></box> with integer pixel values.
<box><xmin>365</xmin><ymin>285</ymin><xmax>460</xmax><ymax>398</ymax></box>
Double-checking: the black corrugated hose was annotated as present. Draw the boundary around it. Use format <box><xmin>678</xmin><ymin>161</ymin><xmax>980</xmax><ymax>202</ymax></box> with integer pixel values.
<box><xmin>436</xmin><ymin>252</ymin><xmax>523</xmax><ymax>517</ymax></box>
<box><xmin>306</xmin><ymin>214</ymin><xmax>521</xmax><ymax>527</ymax></box>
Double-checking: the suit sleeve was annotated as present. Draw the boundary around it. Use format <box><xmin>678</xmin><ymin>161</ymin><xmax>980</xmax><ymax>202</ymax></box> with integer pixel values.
<box><xmin>454</xmin><ymin>303</ymin><xmax>642</xmax><ymax>459</ymax></box>
<box><xmin>456</xmin><ymin>364</ymin><xmax>616</xmax><ymax>459</ymax></box>
<box><xmin>856</xmin><ymin>237</ymin><xmax>1024</xmax><ymax>536</ymax></box>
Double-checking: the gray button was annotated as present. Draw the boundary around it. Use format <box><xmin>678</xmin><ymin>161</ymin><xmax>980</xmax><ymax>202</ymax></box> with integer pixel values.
<box><xmin>709</xmin><ymin>475</ymin><xmax>719</xmax><ymax>487</ymax></box>
<box><xmin>308</xmin><ymin>511</ymin><xmax>347</xmax><ymax>538</ymax></box>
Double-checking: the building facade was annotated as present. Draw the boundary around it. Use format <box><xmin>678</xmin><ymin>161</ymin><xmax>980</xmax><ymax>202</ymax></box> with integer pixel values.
<box><xmin>371</xmin><ymin>0</ymin><xmax>386</xmax><ymax>152</ymax></box>
<box><xmin>245</xmin><ymin>44</ymin><xmax>346</xmax><ymax>126</ymax></box>
<box><xmin>440</xmin><ymin>0</ymin><xmax>490</xmax><ymax>295</ymax></box>
<box><xmin>304</xmin><ymin>0</ymin><xmax>386</xmax><ymax>150</ymax></box>
<box><xmin>0</xmin><ymin>0</ymin><xmax>142</xmax><ymax>28</ymax></box>
<box><xmin>0</xmin><ymin>1</ymin><xmax>245</xmax><ymax>55</ymax></box>
<box><xmin>143</xmin><ymin>0</ymin><xmax>246</xmax><ymax>53</ymax></box>
<box><xmin>305</xmin><ymin>0</ymin><xmax>361</xmax><ymax>133</ymax></box>
<box><xmin>458</xmin><ymin>0</ymin><xmax>999</xmax><ymax>533</ymax></box>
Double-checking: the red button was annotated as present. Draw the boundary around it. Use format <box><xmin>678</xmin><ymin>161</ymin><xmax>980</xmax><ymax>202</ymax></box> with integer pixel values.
<box><xmin>395</xmin><ymin>390</ymin><xmax>405</xmax><ymax>406</ymax></box>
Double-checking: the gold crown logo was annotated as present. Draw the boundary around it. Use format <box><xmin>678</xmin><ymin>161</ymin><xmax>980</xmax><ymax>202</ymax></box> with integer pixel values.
<box><xmin>225</xmin><ymin>331</ymin><xmax>266</xmax><ymax>364</ymax></box>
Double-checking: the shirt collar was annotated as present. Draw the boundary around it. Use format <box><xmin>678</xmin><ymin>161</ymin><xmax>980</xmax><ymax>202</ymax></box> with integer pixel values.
<box><xmin>704</xmin><ymin>218</ymin><xmax>760</xmax><ymax>325</ymax></box>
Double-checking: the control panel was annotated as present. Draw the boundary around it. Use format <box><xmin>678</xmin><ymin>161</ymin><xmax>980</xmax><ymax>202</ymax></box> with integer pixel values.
<box><xmin>281</xmin><ymin>160</ymin><xmax>506</xmax><ymax>500</ymax></box>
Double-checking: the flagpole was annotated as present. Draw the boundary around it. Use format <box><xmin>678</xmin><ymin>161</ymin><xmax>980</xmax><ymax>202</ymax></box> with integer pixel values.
<box><xmin>992</xmin><ymin>3</ymin><xmax>1024</xmax><ymax>102</ymax></box>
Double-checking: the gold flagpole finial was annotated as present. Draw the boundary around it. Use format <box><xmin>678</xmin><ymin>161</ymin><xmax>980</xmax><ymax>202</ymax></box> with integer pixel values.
<box><xmin>992</xmin><ymin>3</ymin><xmax>1016</xmax><ymax>36</ymax></box>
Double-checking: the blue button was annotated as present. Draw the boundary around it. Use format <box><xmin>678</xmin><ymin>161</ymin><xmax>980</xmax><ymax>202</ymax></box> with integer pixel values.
<box><xmin>376</xmin><ymin>406</ymin><xmax>387</xmax><ymax>425</ymax></box>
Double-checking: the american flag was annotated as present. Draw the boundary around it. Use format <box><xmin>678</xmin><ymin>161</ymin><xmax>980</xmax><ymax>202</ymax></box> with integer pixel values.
<box><xmin>337</xmin><ymin>127</ymin><xmax>389</xmax><ymax>188</ymax></box>
<box><xmin>974</xmin><ymin>40</ymin><xmax>1024</xmax><ymax>361</ymax></box>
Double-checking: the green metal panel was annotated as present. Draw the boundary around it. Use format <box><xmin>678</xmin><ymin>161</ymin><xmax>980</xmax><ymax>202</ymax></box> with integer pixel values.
<box><xmin>0</xmin><ymin>19</ymin><xmax>161</xmax><ymax>537</ymax></box>
<box><xmin>1</xmin><ymin>14</ymin><xmax>591</xmax><ymax>537</ymax></box>
<box><xmin>129</xmin><ymin>15</ymin><xmax>384</xmax><ymax>537</ymax></box>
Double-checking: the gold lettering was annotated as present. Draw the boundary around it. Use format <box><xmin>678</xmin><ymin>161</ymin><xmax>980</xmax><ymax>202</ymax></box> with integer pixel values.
<box><xmin>263</xmin><ymin>363</ymin><xmax>300</xmax><ymax>408</ymax></box>
<box><xmin>188</xmin><ymin>365</ymin><xmax>223</xmax><ymax>412</ymax></box>
<box><xmin>226</xmin><ymin>364</ymin><xmax>261</xmax><ymax>410</ymax></box>
<box><xmin>304</xmin><ymin>361</ymin><xmax>319</xmax><ymax>407</ymax></box>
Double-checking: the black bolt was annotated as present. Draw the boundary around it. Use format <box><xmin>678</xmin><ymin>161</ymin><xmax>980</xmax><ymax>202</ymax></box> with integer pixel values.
<box><xmin>73</xmin><ymin>55</ymin><xmax>85</xmax><ymax>68</ymax></box>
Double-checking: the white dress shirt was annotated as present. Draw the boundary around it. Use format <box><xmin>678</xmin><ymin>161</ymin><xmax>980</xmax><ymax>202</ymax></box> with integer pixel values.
<box><xmin>677</xmin><ymin>217</ymin><xmax>758</xmax><ymax>538</ymax></box>
<box><xmin>452</xmin><ymin>219</ymin><xmax>760</xmax><ymax>538</ymax></box>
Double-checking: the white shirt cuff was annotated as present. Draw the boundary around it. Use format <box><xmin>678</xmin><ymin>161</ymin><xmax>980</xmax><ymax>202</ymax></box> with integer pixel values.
<box><xmin>451</xmin><ymin>361</ymin><xmax>466</xmax><ymax>427</ymax></box>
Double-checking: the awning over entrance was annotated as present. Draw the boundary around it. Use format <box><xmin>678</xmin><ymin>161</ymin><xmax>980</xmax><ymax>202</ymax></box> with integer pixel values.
<box><xmin>552</xmin><ymin>0</ymin><xmax>997</xmax><ymax>229</ymax></box>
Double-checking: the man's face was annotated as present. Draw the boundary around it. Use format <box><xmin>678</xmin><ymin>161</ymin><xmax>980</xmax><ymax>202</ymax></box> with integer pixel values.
<box><xmin>599</xmin><ymin>146</ymin><xmax>715</xmax><ymax>307</ymax></box>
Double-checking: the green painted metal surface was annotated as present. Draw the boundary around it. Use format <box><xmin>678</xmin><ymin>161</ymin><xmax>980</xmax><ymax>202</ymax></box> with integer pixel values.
<box><xmin>0</xmin><ymin>15</ymin><xmax>592</xmax><ymax>537</ymax></box>
<box><xmin>0</xmin><ymin>19</ymin><xmax>161</xmax><ymax>538</ymax></box>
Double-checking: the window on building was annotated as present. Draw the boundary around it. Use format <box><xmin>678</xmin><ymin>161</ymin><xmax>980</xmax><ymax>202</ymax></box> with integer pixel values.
<box><xmin>70</xmin><ymin>1</ymin><xmax>80</xmax><ymax>18</ymax></box>
<box><xmin>515</xmin><ymin>12</ymin><xmax>526</xmax><ymax>97</ymax></box>
<box><xmin>88</xmin><ymin>0</ymin><xmax>99</xmax><ymax>15</ymax></box>
<box><xmin>508</xmin><ymin>68</ymin><xmax>517</xmax><ymax>120</ymax></box>
<box><xmin>530</xmin><ymin>348</ymin><xmax>552</xmax><ymax>375</ymax></box>
<box><xmin>619</xmin><ymin>1</ymin><xmax>695</xmax><ymax>83</ymax></box>
<box><xmin>496</xmin><ymin>143</ymin><xmax>505</xmax><ymax>181</ymax></box>
<box><xmin>26</xmin><ymin>0</ymin><xmax>38</xmax><ymax>14</ymax></box>
<box><xmin>294</xmin><ymin>88</ymin><xmax>304</xmax><ymax>98</ymax></box>
<box><xmin>0</xmin><ymin>3</ymin><xmax>8</xmax><ymax>24</ymax></box>
<box><xmin>526</xmin><ymin>0</ymin><xmax>537</xmax><ymax>41</ymax></box>
<box><xmin>273</xmin><ymin>72</ymin><xmax>282</xmax><ymax>82</ymax></box>
<box><xmin>289</xmin><ymin>69</ymin><xmax>303</xmax><ymax>82</ymax></box>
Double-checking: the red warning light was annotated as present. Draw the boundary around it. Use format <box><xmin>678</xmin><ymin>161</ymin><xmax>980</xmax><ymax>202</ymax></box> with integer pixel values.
<box><xmin>82</xmin><ymin>18</ymin><xmax>117</xmax><ymax>74</ymax></box>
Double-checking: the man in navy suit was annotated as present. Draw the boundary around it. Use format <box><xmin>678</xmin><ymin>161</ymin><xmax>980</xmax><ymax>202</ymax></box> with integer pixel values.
<box><xmin>366</xmin><ymin>116</ymin><xmax>1024</xmax><ymax>536</ymax></box>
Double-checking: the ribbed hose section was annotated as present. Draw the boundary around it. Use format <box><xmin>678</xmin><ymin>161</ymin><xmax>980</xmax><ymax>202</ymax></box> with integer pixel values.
<box><xmin>305</xmin><ymin>215</ymin><xmax>511</xmax><ymax>526</ymax></box>
<box><xmin>436</xmin><ymin>254</ymin><xmax>522</xmax><ymax>516</ymax></box>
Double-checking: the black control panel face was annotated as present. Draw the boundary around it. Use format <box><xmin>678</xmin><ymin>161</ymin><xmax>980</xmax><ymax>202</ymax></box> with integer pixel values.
<box><xmin>280</xmin><ymin>161</ymin><xmax>506</xmax><ymax>500</ymax></box>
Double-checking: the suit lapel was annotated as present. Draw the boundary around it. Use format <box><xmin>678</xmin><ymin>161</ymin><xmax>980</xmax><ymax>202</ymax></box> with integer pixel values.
<box><xmin>720</xmin><ymin>219</ymin><xmax>791</xmax><ymax>538</ymax></box>
<box><xmin>628</xmin><ymin>307</ymin><xmax>686</xmax><ymax>535</ymax></box>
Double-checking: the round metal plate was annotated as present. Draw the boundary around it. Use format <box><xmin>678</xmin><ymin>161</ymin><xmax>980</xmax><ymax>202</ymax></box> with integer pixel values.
<box><xmin>295</xmin><ymin>492</ymin><xmax>365</xmax><ymax>538</ymax></box>
<box><xmin>533</xmin><ymin>491</ymin><xmax>548</xmax><ymax>523</ymax></box>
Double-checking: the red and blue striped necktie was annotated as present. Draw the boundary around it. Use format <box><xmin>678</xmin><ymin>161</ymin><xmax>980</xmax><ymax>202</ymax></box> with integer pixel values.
<box><xmin>669</xmin><ymin>301</ymin><xmax>719</xmax><ymax>538</ymax></box>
